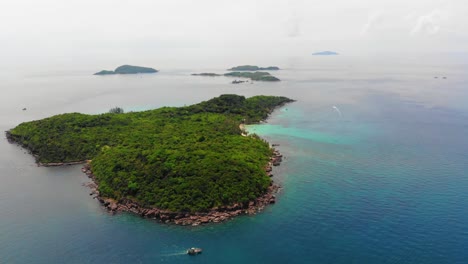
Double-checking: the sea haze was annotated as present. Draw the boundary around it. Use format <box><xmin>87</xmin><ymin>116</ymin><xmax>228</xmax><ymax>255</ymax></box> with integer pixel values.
<box><xmin>1</xmin><ymin>56</ymin><xmax>468</xmax><ymax>263</ymax></box>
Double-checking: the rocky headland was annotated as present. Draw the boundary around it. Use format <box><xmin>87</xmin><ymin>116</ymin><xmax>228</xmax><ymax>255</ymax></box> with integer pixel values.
<box><xmin>82</xmin><ymin>147</ymin><xmax>284</xmax><ymax>226</ymax></box>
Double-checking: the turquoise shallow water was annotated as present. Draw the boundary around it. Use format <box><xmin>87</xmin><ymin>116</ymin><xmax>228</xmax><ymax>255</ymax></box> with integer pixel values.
<box><xmin>1</xmin><ymin>58</ymin><xmax>468</xmax><ymax>263</ymax></box>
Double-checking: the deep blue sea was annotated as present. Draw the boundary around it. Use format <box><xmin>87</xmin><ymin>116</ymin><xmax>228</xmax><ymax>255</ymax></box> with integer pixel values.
<box><xmin>1</xmin><ymin>56</ymin><xmax>468</xmax><ymax>263</ymax></box>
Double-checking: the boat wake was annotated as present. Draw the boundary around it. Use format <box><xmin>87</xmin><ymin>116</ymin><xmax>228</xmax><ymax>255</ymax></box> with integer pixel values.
<box><xmin>160</xmin><ymin>251</ymin><xmax>187</xmax><ymax>257</ymax></box>
<box><xmin>332</xmin><ymin>106</ymin><xmax>342</xmax><ymax>117</ymax></box>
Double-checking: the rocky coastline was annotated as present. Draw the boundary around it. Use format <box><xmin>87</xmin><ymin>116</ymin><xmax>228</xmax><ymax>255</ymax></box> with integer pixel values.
<box><xmin>82</xmin><ymin>147</ymin><xmax>284</xmax><ymax>226</ymax></box>
<box><xmin>5</xmin><ymin>130</ymin><xmax>87</xmax><ymax>167</ymax></box>
<box><xmin>39</xmin><ymin>161</ymin><xmax>87</xmax><ymax>167</ymax></box>
<box><xmin>5</xmin><ymin>131</ymin><xmax>87</xmax><ymax>167</ymax></box>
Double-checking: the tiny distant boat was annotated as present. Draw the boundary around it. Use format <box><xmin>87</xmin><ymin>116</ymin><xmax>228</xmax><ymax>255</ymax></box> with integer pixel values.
<box><xmin>187</xmin><ymin>247</ymin><xmax>202</xmax><ymax>255</ymax></box>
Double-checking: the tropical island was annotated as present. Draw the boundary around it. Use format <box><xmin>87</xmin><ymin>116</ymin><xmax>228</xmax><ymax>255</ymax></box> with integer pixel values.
<box><xmin>228</xmin><ymin>65</ymin><xmax>280</xmax><ymax>71</ymax></box>
<box><xmin>191</xmin><ymin>73</ymin><xmax>222</xmax><ymax>77</ymax></box>
<box><xmin>312</xmin><ymin>51</ymin><xmax>339</xmax><ymax>55</ymax></box>
<box><xmin>192</xmin><ymin>71</ymin><xmax>281</xmax><ymax>82</ymax></box>
<box><xmin>6</xmin><ymin>95</ymin><xmax>294</xmax><ymax>225</ymax></box>
<box><xmin>225</xmin><ymin>71</ymin><xmax>280</xmax><ymax>82</ymax></box>
<box><xmin>94</xmin><ymin>65</ymin><xmax>158</xmax><ymax>75</ymax></box>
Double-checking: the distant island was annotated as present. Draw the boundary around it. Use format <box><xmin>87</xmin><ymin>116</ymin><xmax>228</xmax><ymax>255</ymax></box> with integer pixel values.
<box><xmin>191</xmin><ymin>71</ymin><xmax>281</xmax><ymax>82</ymax></box>
<box><xmin>312</xmin><ymin>51</ymin><xmax>339</xmax><ymax>56</ymax></box>
<box><xmin>191</xmin><ymin>73</ymin><xmax>222</xmax><ymax>77</ymax></box>
<box><xmin>94</xmin><ymin>65</ymin><xmax>158</xmax><ymax>75</ymax></box>
<box><xmin>7</xmin><ymin>95</ymin><xmax>294</xmax><ymax>225</ymax></box>
<box><xmin>228</xmin><ymin>65</ymin><xmax>280</xmax><ymax>71</ymax></box>
<box><xmin>225</xmin><ymin>71</ymin><xmax>280</xmax><ymax>82</ymax></box>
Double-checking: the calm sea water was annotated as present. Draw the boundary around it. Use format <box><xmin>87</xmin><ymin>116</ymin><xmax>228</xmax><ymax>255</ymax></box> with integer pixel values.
<box><xmin>1</xmin><ymin>56</ymin><xmax>468</xmax><ymax>263</ymax></box>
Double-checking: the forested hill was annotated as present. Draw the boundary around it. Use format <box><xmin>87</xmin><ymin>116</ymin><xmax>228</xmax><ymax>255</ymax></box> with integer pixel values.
<box><xmin>7</xmin><ymin>95</ymin><xmax>294</xmax><ymax>212</ymax></box>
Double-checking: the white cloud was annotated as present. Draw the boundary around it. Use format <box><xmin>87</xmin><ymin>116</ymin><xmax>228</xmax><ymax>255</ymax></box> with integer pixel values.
<box><xmin>411</xmin><ymin>9</ymin><xmax>446</xmax><ymax>35</ymax></box>
<box><xmin>285</xmin><ymin>12</ymin><xmax>302</xmax><ymax>38</ymax></box>
<box><xmin>360</xmin><ymin>12</ymin><xmax>384</xmax><ymax>35</ymax></box>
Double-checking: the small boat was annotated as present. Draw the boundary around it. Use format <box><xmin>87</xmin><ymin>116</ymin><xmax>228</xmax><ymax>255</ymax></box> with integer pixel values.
<box><xmin>187</xmin><ymin>247</ymin><xmax>203</xmax><ymax>255</ymax></box>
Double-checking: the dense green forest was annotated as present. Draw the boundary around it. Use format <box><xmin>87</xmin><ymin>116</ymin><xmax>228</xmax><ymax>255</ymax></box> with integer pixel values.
<box><xmin>8</xmin><ymin>95</ymin><xmax>293</xmax><ymax>212</ymax></box>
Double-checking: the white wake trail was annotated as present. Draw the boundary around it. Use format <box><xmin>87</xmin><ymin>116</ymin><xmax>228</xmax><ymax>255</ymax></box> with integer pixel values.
<box><xmin>332</xmin><ymin>106</ymin><xmax>342</xmax><ymax>117</ymax></box>
<box><xmin>160</xmin><ymin>251</ymin><xmax>187</xmax><ymax>257</ymax></box>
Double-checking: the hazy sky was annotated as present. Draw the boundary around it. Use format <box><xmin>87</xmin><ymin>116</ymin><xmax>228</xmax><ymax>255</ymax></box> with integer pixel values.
<box><xmin>1</xmin><ymin>0</ymin><xmax>467</xmax><ymax>70</ymax></box>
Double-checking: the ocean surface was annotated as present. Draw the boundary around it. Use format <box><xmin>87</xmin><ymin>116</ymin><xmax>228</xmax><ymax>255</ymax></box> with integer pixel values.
<box><xmin>1</xmin><ymin>56</ymin><xmax>468</xmax><ymax>263</ymax></box>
